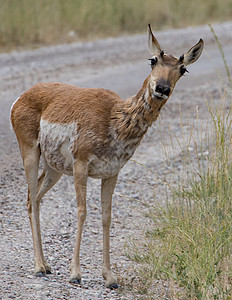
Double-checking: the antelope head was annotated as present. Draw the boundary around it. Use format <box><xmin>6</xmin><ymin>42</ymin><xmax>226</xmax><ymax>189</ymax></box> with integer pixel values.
<box><xmin>147</xmin><ymin>24</ymin><xmax>204</xmax><ymax>102</ymax></box>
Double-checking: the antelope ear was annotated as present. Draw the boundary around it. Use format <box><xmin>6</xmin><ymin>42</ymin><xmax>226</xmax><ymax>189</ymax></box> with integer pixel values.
<box><xmin>147</xmin><ymin>24</ymin><xmax>161</xmax><ymax>56</ymax></box>
<box><xmin>183</xmin><ymin>39</ymin><xmax>204</xmax><ymax>65</ymax></box>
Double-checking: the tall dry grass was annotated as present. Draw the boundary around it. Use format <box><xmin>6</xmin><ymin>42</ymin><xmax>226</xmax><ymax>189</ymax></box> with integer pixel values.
<box><xmin>1</xmin><ymin>0</ymin><xmax>232</xmax><ymax>50</ymax></box>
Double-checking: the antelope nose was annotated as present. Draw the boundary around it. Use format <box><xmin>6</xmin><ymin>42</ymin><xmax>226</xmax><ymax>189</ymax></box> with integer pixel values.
<box><xmin>155</xmin><ymin>84</ymin><xmax>171</xmax><ymax>97</ymax></box>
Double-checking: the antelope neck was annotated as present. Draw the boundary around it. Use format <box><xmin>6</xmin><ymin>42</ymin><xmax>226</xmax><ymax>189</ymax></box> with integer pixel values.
<box><xmin>111</xmin><ymin>76</ymin><xmax>163</xmax><ymax>141</ymax></box>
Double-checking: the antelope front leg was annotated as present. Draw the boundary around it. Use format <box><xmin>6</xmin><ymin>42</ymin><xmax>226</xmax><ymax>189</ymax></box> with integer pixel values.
<box><xmin>101</xmin><ymin>174</ymin><xmax>118</xmax><ymax>289</ymax></box>
<box><xmin>69</xmin><ymin>160</ymin><xmax>88</xmax><ymax>284</ymax></box>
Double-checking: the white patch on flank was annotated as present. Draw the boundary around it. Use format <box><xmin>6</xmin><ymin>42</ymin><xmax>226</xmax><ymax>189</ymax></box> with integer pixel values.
<box><xmin>9</xmin><ymin>96</ymin><xmax>20</xmax><ymax>131</ymax></box>
<box><xmin>39</xmin><ymin>119</ymin><xmax>79</xmax><ymax>175</ymax></box>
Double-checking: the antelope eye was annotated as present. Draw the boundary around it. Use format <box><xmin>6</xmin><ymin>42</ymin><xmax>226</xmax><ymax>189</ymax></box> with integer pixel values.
<box><xmin>149</xmin><ymin>57</ymin><xmax>157</xmax><ymax>67</ymax></box>
<box><xmin>180</xmin><ymin>65</ymin><xmax>188</xmax><ymax>76</ymax></box>
<box><xmin>180</xmin><ymin>66</ymin><xmax>188</xmax><ymax>76</ymax></box>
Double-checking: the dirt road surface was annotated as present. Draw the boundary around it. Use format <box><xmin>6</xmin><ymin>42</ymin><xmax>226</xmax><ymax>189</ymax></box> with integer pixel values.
<box><xmin>1</xmin><ymin>22</ymin><xmax>232</xmax><ymax>299</ymax></box>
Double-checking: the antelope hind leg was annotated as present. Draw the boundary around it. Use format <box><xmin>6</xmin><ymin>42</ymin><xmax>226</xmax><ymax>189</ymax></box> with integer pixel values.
<box><xmin>69</xmin><ymin>160</ymin><xmax>88</xmax><ymax>284</ymax></box>
<box><xmin>35</xmin><ymin>163</ymin><xmax>62</xmax><ymax>275</ymax></box>
<box><xmin>22</xmin><ymin>144</ymin><xmax>48</xmax><ymax>276</ymax></box>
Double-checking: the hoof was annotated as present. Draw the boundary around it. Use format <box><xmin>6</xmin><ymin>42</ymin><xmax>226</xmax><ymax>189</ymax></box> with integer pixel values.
<box><xmin>69</xmin><ymin>277</ymin><xmax>81</xmax><ymax>285</ymax></box>
<box><xmin>35</xmin><ymin>271</ymin><xmax>46</xmax><ymax>277</ymax></box>
<box><xmin>35</xmin><ymin>267</ymin><xmax>52</xmax><ymax>277</ymax></box>
<box><xmin>108</xmin><ymin>282</ymin><xmax>119</xmax><ymax>289</ymax></box>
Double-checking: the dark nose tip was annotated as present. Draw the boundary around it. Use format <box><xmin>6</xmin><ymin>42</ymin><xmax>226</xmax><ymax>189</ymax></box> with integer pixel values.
<box><xmin>155</xmin><ymin>84</ymin><xmax>171</xmax><ymax>97</ymax></box>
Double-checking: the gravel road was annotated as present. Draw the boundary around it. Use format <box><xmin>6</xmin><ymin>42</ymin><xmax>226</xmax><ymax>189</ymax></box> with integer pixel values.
<box><xmin>1</xmin><ymin>22</ymin><xmax>232</xmax><ymax>299</ymax></box>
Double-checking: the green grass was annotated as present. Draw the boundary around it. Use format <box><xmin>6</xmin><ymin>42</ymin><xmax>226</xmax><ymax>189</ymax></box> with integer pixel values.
<box><xmin>126</xmin><ymin>29</ymin><xmax>232</xmax><ymax>299</ymax></box>
<box><xmin>1</xmin><ymin>0</ymin><xmax>232</xmax><ymax>51</ymax></box>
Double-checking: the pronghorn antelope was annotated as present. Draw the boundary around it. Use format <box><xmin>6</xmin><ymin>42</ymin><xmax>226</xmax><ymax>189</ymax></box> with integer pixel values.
<box><xmin>10</xmin><ymin>25</ymin><xmax>203</xmax><ymax>289</ymax></box>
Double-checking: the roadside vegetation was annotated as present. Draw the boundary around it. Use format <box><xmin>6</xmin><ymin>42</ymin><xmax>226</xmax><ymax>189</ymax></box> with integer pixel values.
<box><xmin>126</xmin><ymin>28</ymin><xmax>232</xmax><ymax>299</ymax></box>
<box><xmin>1</xmin><ymin>0</ymin><xmax>232</xmax><ymax>51</ymax></box>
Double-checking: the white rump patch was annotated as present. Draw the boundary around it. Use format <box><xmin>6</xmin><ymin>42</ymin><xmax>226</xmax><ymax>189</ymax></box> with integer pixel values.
<box><xmin>9</xmin><ymin>96</ymin><xmax>20</xmax><ymax>131</ymax></box>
